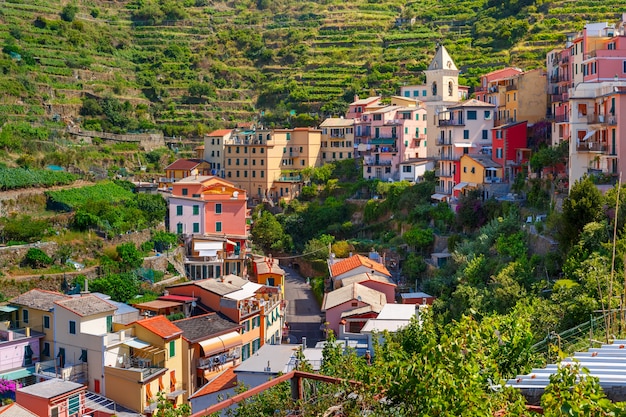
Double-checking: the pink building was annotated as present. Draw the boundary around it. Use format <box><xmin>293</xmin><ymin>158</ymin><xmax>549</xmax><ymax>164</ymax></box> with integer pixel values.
<box><xmin>321</xmin><ymin>283</ymin><xmax>387</xmax><ymax>336</ymax></box>
<box><xmin>0</xmin><ymin>328</ymin><xmax>42</xmax><ymax>375</ymax></box>
<box><xmin>337</xmin><ymin>273</ymin><xmax>396</xmax><ymax>304</ymax></box>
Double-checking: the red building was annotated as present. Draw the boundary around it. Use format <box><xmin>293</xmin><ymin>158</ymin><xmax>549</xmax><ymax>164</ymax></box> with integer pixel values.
<box><xmin>492</xmin><ymin>121</ymin><xmax>528</xmax><ymax>182</ymax></box>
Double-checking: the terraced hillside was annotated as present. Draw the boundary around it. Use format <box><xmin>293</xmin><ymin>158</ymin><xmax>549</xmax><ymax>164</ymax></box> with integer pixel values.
<box><xmin>0</xmin><ymin>0</ymin><xmax>623</xmax><ymax>137</ymax></box>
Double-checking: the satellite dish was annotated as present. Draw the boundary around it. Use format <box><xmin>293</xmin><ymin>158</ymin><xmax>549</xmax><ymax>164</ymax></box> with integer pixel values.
<box><xmin>233</xmin><ymin>191</ymin><xmax>239</xmax><ymax>198</ymax></box>
<box><xmin>191</xmin><ymin>301</ymin><xmax>197</xmax><ymax>308</ymax></box>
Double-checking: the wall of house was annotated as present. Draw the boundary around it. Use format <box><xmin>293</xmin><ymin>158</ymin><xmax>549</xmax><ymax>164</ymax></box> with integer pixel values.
<box><xmin>15</xmin><ymin>392</ymin><xmax>49</xmax><ymax>417</ymax></box>
<box><xmin>0</xmin><ymin>337</ymin><xmax>40</xmax><ymax>372</ymax></box>
<box><xmin>104</xmin><ymin>366</ymin><xmax>144</xmax><ymax>412</ymax></box>
<box><xmin>459</xmin><ymin>156</ymin><xmax>485</xmax><ymax>184</ymax></box>
<box><xmin>169</xmin><ymin>197</ymin><xmax>205</xmax><ymax>235</ymax></box>
<box><xmin>203</xmin><ymin>192</ymin><xmax>247</xmax><ymax>236</ymax></box>
<box><xmin>519</xmin><ymin>70</ymin><xmax>548</xmax><ymax>124</ymax></box>
<box><xmin>325</xmin><ymin>300</ymin><xmax>371</xmax><ymax>335</ymax></box>
<box><xmin>357</xmin><ymin>282</ymin><xmax>395</xmax><ymax>304</ymax></box>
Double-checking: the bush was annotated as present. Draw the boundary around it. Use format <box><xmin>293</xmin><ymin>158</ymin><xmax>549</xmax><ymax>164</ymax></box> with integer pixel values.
<box><xmin>23</xmin><ymin>248</ymin><xmax>53</xmax><ymax>268</ymax></box>
<box><xmin>60</xmin><ymin>3</ymin><xmax>79</xmax><ymax>22</ymax></box>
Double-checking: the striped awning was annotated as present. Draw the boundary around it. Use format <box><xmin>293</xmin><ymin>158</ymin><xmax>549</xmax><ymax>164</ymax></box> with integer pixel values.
<box><xmin>199</xmin><ymin>331</ymin><xmax>242</xmax><ymax>357</ymax></box>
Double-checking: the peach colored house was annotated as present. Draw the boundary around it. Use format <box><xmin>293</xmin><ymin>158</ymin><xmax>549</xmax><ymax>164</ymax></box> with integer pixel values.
<box><xmin>253</xmin><ymin>256</ymin><xmax>285</xmax><ymax>296</ymax></box>
<box><xmin>321</xmin><ymin>283</ymin><xmax>387</xmax><ymax>336</ymax></box>
<box><xmin>160</xmin><ymin>159</ymin><xmax>213</xmax><ymax>189</ymax></box>
<box><xmin>16</xmin><ymin>379</ymin><xmax>86</xmax><ymax>417</ymax></box>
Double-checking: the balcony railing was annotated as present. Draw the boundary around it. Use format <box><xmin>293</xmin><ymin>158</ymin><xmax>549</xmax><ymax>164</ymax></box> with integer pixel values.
<box><xmin>588</xmin><ymin>115</ymin><xmax>617</xmax><ymax>125</ymax></box>
<box><xmin>440</xmin><ymin>154</ymin><xmax>458</xmax><ymax>161</ymax></box>
<box><xmin>555</xmin><ymin>114</ymin><xmax>569</xmax><ymax>123</ymax></box>
<box><xmin>363</xmin><ymin>158</ymin><xmax>392</xmax><ymax>166</ymax></box>
<box><xmin>438</xmin><ymin>170</ymin><xmax>454</xmax><ymax>178</ymax></box>
<box><xmin>505</xmin><ymin>83</ymin><xmax>518</xmax><ymax>91</ymax></box>
<box><xmin>277</xmin><ymin>175</ymin><xmax>302</xmax><ymax>182</ymax></box>
<box><xmin>551</xmin><ymin>93</ymin><xmax>569</xmax><ymax>103</ymax></box>
<box><xmin>438</xmin><ymin>119</ymin><xmax>465</xmax><ymax>127</ymax></box>
<box><xmin>484</xmin><ymin>177</ymin><xmax>502</xmax><ymax>184</ymax></box>
<box><xmin>474</xmin><ymin>86</ymin><xmax>487</xmax><ymax>93</ymax></box>
<box><xmin>577</xmin><ymin>142</ymin><xmax>606</xmax><ymax>153</ymax></box>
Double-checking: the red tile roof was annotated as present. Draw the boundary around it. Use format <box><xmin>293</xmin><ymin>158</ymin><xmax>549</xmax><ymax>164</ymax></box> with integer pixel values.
<box><xmin>158</xmin><ymin>295</ymin><xmax>198</xmax><ymax>303</ymax></box>
<box><xmin>191</xmin><ymin>368</ymin><xmax>237</xmax><ymax>397</ymax></box>
<box><xmin>207</xmin><ymin>129</ymin><xmax>233</xmax><ymax>137</ymax></box>
<box><xmin>330</xmin><ymin>254</ymin><xmax>391</xmax><ymax>278</ymax></box>
<box><xmin>165</xmin><ymin>158</ymin><xmax>206</xmax><ymax>171</ymax></box>
<box><xmin>134</xmin><ymin>315</ymin><xmax>183</xmax><ymax>340</ymax></box>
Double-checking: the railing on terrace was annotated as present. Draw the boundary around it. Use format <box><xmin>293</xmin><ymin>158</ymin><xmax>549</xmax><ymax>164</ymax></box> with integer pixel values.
<box><xmin>555</xmin><ymin>114</ymin><xmax>569</xmax><ymax>123</ymax></box>
<box><xmin>436</xmin><ymin>137</ymin><xmax>452</xmax><ymax>146</ymax></box>
<box><xmin>551</xmin><ymin>93</ymin><xmax>569</xmax><ymax>103</ymax></box>
<box><xmin>587</xmin><ymin>114</ymin><xmax>617</xmax><ymax>125</ymax></box>
<box><xmin>438</xmin><ymin>119</ymin><xmax>465</xmax><ymax>127</ymax></box>
<box><xmin>505</xmin><ymin>83</ymin><xmax>518</xmax><ymax>91</ymax></box>
<box><xmin>440</xmin><ymin>153</ymin><xmax>458</xmax><ymax>161</ymax></box>
<box><xmin>277</xmin><ymin>175</ymin><xmax>302</xmax><ymax>182</ymax></box>
<box><xmin>577</xmin><ymin>142</ymin><xmax>606</xmax><ymax>152</ymax></box>
<box><xmin>363</xmin><ymin>159</ymin><xmax>392</xmax><ymax>166</ymax></box>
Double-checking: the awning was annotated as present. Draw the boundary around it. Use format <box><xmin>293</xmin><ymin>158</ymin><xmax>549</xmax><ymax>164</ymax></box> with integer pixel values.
<box><xmin>194</xmin><ymin>241</ymin><xmax>223</xmax><ymax>251</ymax></box>
<box><xmin>226</xmin><ymin>239</ymin><xmax>237</xmax><ymax>246</ymax></box>
<box><xmin>357</xmin><ymin>143</ymin><xmax>370</xmax><ymax>152</ymax></box>
<box><xmin>224</xmin><ymin>282</ymin><xmax>263</xmax><ymax>301</ymax></box>
<box><xmin>0</xmin><ymin>306</ymin><xmax>18</xmax><ymax>313</ymax></box>
<box><xmin>124</xmin><ymin>339</ymin><xmax>152</xmax><ymax>349</ymax></box>
<box><xmin>453</xmin><ymin>182</ymin><xmax>469</xmax><ymax>191</ymax></box>
<box><xmin>454</xmin><ymin>143</ymin><xmax>473</xmax><ymax>148</ymax></box>
<box><xmin>199</xmin><ymin>331</ymin><xmax>242</xmax><ymax>356</ymax></box>
<box><xmin>199</xmin><ymin>250</ymin><xmax>218</xmax><ymax>257</ymax></box>
<box><xmin>431</xmin><ymin>193</ymin><xmax>448</xmax><ymax>201</ymax></box>
<box><xmin>370</xmin><ymin>138</ymin><xmax>396</xmax><ymax>145</ymax></box>
<box><xmin>581</xmin><ymin>130</ymin><xmax>595</xmax><ymax>141</ymax></box>
<box><xmin>486</xmin><ymin>167</ymin><xmax>498</xmax><ymax>171</ymax></box>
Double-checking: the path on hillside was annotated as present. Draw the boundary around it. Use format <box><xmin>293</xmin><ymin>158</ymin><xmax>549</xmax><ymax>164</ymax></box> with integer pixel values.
<box><xmin>0</xmin><ymin>180</ymin><xmax>93</xmax><ymax>202</ymax></box>
<box><xmin>283</xmin><ymin>264</ymin><xmax>324</xmax><ymax>348</ymax></box>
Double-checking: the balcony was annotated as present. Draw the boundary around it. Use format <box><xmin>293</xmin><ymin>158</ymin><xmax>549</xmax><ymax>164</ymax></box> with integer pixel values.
<box><xmin>438</xmin><ymin>170</ymin><xmax>454</xmax><ymax>178</ymax></box>
<box><xmin>363</xmin><ymin>158</ymin><xmax>392</xmax><ymax>166</ymax></box>
<box><xmin>474</xmin><ymin>86</ymin><xmax>487</xmax><ymax>93</ymax></box>
<box><xmin>588</xmin><ymin>114</ymin><xmax>617</xmax><ymax>126</ymax></box>
<box><xmin>484</xmin><ymin>177</ymin><xmax>502</xmax><ymax>184</ymax></box>
<box><xmin>577</xmin><ymin>141</ymin><xmax>606</xmax><ymax>153</ymax></box>
<box><xmin>555</xmin><ymin>114</ymin><xmax>569</xmax><ymax>123</ymax></box>
<box><xmin>438</xmin><ymin>119</ymin><xmax>465</xmax><ymax>127</ymax></box>
<box><xmin>277</xmin><ymin>175</ymin><xmax>302</xmax><ymax>182</ymax></box>
<box><xmin>436</xmin><ymin>137</ymin><xmax>452</xmax><ymax>146</ymax></box>
<box><xmin>440</xmin><ymin>153</ymin><xmax>458</xmax><ymax>161</ymax></box>
<box><xmin>550</xmin><ymin>93</ymin><xmax>569</xmax><ymax>103</ymax></box>
<box><xmin>505</xmin><ymin>83</ymin><xmax>518</xmax><ymax>91</ymax></box>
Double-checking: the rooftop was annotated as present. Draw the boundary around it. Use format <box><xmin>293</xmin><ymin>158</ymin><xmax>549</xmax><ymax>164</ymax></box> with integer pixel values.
<box><xmin>234</xmin><ymin>344</ymin><xmax>300</xmax><ymax>374</ymax></box>
<box><xmin>190</xmin><ymin>368</ymin><xmax>237</xmax><ymax>398</ymax></box>
<box><xmin>400</xmin><ymin>292</ymin><xmax>434</xmax><ymax>299</ymax></box>
<box><xmin>466</xmin><ymin>154</ymin><xmax>502</xmax><ymax>168</ymax></box>
<box><xmin>173</xmin><ymin>313</ymin><xmax>240</xmax><ymax>343</ymax></box>
<box><xmin>255</xmin><ymin>258</ymin><xmax>285</xmax><ymax>275</ymax></box>
<box><xmin>206</xmin><ymin>129</ymin><xmax>233</xmax><ymax>137</ymax></box>
<box><xmin>340</xmin><ymin>272</ymin><xmax>396</xmax><ymax>288</ymax></box>
<box><xmin>55</xmin><ymin>294</ymin><xmax>117</xmax><ymax>317</ymax></box>
<box><xmin>165</xmin><ymin>158</ymin><xmax>207</xmax><ymax>171</ymax></box>
<box><xmin>319</xmin><ymin>118</ymin><xmax>355</xmax><ymax>128</ymax></box>
<box><xmin>322</xmin><ymin>283</ymin><xmax>387</xmax><ymax>312</ymax></box>
<box><xmin>0</xmin><ymin>403</ymin><xmax>37</xmax><ymax>417</ymax></box>
<box><xmin>134</xmin><ymin>315</ymin><xmax>183</xmax><ymax>340</ymax></box>
<box><xmin>10</xmin><ymin>289</ymin><xmax>70</xmax><ymax>311</ymax></box>
<box><xmin>18</xmin><ymin>378</ymin><xmax>84</xmax><ymax>399</ymax></box>
<box><xmin>132</xmin><ymin>300</ymin><xmax>183</xmax><ymax>310</ymax></box>
<box><xmin>330</xmin><ymin>254</ymin><xmax>391</xmax><ymax>278</ymax></box>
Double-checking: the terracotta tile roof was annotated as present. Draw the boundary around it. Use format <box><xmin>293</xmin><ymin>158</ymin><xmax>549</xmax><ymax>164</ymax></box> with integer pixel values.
<box><xmin>173</xmin><ymin>313</ymin><xmax>240</xmax><ymax>342</ymax></box>
<box><xmin>132</xmin><ymin>300</ymin><xmax>182</xmax><ymax>310</ymax></box>
<box><xmin>466</xmin><ymin>154</ymin><xmax>501</xmax><ymax>168</ymax></box>
<box><xmin>165</xmin><ymin>158</ymin><xmax>206</xmax><ymax>171</ymax></box>
<box><xmin>330</xmin><ymin>254</ymin><xmax>391</xmax><ymax>278</ymax></box>
<box><xmin>158</xmin><ymin>295</ymin><xmax>197</xmax><ymax>303</ymax></box>
<box><xmin>190</xmin><ymin>368</ymin><xmax>237</xmax><ymax>398</ymax></box>
<box><xmin>55</xmin><ymin>295</ymin><xmax>117</xmax><ymax>317</ymax></box>
<box><xmin>450</xmin><ymin>98</ymin><xmax>495</xmax><ymax>108</ymax></box>
<box><xmin>10</xmin><ymin>289</ymin><xmax>70</xmax><ymax>311</ymax></box>
<box><xmin>207</xmin><ymin>129</ymin><xmax>233</xmax><ymax>137</ymax></box>
<box><xmin>321</xmin><ymin>283</ymin><xmax>387</xmax><ymax>312</ymax></box>
<box><xmin>255</xmin><ymin>258</ymin><xmax>285</xmax><ymax>275</ymax></box>
<box><xmin>134</xmin><ymin>315</ymin><xmax>183</xmax><ymax>340</ymax></box>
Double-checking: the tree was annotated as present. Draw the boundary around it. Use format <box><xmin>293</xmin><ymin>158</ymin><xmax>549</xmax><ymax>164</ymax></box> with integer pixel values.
<box><xmin>251</xmin><ymin>210</ymin><xmax>290</xmax><ymax>253</ymax></box>
<box><xmin>152</xmin><ymin>230</ymin><xmax>178</xmax><ymax>253</ymax></box>
<box><xmin>188</xmin><ymin>82</ymin><xmax>215</xmax><ymax>99</ymax></box>
<box><xmin>402</xmin><ymin>227</ymin><xmax>434</xmax><ymax>253</ymax></box>
<box><xmin>90</xmin><ymin>272</ymin><xmax>140</xmax><ymax>303</ymax></box>
<box><xmin>560</xmin><ymin>175</ymin><xmax>603</xmax><ymax>252</ymax></box>
<box><xmin>117</xmin><ymin>242</ymin><xmax>143</xmax><ymax>271</ymax></box>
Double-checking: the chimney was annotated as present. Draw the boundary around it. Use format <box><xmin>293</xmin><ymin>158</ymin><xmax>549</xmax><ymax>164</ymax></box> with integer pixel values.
<box><xmin>25</xmin><ymin>327</ymin><xmax>30</xmax><ymax>337</ymax></box>
<box><xmin>302</xmin><ymin>337</ymin><xmax>307</xmax><ymax>350</ymax></box>
<box><xmin>354</xmin><ymin>94</ymin><xmax>359</xmax><ymax>102</ymax></box>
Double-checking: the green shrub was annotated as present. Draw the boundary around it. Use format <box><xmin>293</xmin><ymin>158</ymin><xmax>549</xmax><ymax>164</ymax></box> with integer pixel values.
<box><xmin>23</xmin><ymin>248</ymin><xmax>53</xmax><ymax>268</ymax></box>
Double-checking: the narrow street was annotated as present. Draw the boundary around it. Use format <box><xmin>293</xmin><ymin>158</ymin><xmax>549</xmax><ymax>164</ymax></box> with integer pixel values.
<box><xmin>282</xmin><ymin>264</ymin><xmax>324</xmax><ymax>348</ymax></box>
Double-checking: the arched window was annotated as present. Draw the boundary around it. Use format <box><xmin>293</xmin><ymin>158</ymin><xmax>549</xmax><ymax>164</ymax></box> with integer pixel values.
<box><xmin>432</xmin><ymin>82</ymin><xmax>437</xmax><ymax>96</ymax></box>
<box><xmin>448</xmin><ymin>80</ymin><xmax>454</xmax><ymax>96</ymax></box>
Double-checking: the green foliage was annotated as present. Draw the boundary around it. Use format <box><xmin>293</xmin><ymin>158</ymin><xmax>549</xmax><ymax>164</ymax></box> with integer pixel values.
<box><xmin>251</xmin><ymin>209</ymin><xmax>292</xmax><ymax>253</ymax></box>
<box><xmin>1</xmin><ymin>215</ymin><xmax>49</xmax><ymax>243</ymax></box>
<box><xmin>60</xmin><ymin>3</ymin><xmax>79</xmax><ymax>22</ymax></box>
<box><xmin>0</xmin><ymin>167</ymin><xmax>77</xmax><ymax>191</ymax></box>
<box><xmin>402</xmin><ymin>227</ymin><xmax>434</xmax><ymax>253</ymax></box>
<box><xmin>22</xmin><ymin>248</ymin><xmax>53</xmax><ymax>268</ymax></box>
<box><xmin>90</xmin><ymin>272</ymin><xmax>140</xmax><ymax>303</ymax></box>
<box><xmin>47</xmin><ymin>182</ymin><xmax>135</xmax><ymax>211</ymax></box>
<box><xmin>560</xmin><ymin>175</ymin><xmax>604</xmax><ymax>252</ymax></box>
<box><xmin>116</xmin><ymin>242</ymin><xmax>143</xmax><ymax>271</ymax></box>
<box><xmin>152</xmin><ymin>230</ymin><xmax>178</xmax><ymax>252</ymax></box>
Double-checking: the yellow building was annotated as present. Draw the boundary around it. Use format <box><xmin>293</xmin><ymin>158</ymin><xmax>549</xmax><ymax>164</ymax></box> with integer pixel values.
<box><xmin>160</xmin><ymin>159</ymin><xmax>213</xmax><ymax>189</ymax></box>
<box><xmin>253</xmin><ymin>256</ymin><xmax>286</xmax><ymax>296</ymax></box>
<box><xmin>105</xmin><ymin>316</ymin><xmax>185</xmax><ymax>414</ymax></box>
<box><xmin>319</xmin><ymin>118</ymin><xmax>355</xmax><ymax>164</ymax></box>
<box><xmin>222</xmin><ymin>127</ymin><xmax>321</xmax><ymax>203</ymax></box>
<box><xmin>9</xmin><ymin>289</ymin><xmax>71</xmax><ymax>362</ymax></box>
<box><xmin>459</xmin><ymin>154</ymin><xmax>503</xmax><ymax>198</ymax></box>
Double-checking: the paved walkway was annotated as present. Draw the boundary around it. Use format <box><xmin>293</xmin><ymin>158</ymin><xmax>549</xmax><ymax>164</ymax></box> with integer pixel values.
<box><xmin>282</xmin><ymin>264</ymin><xmax>324</xmax><ymax>348</ymax></box>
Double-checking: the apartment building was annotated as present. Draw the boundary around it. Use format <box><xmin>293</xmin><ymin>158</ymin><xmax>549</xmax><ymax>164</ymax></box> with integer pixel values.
<box><xmin>433</xmin><ymin>99</ymin><xmax>496</xmax><ymax>199</ymax></box>
<box><xmin>319</xmin><ymin>117</ymin><xmax>355</xmax><ymax>164</ymax></box>
<box><xmin>168</xmin><ymin>175</ymin><xmax>250</xmax><ymax>278</ymax></box>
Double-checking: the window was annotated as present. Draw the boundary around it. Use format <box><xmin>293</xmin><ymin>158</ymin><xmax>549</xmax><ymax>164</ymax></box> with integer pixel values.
<box><xmin>176</xmin><ymin>205</ymin><xmax>183</xmax><ymax>216</ymax></box>
<box><xmin>51</xmin><ymin>407</ymin><xmax>58</xmax><ymax>417</ymax></box>
<box><xmin>404</xmin><ymin>91</ymin><xmax>410</xmax><ymax>97</ymax></box>
<box><xmin>236</xmin><ymin>171</ymin><xmax>240</xmax><ymax>177</ymax></box>
<box><xmin>176</xmin><ymin>223</ymin><xmax>183</xmax><ymax>234</ymax></box>
<box><xmin>44</xmin><ymin>315</ymin><xmax>50</xmax><ymax>329</ymax></box>
<box><xmin>482</xmin><ymin>130</ymin><xmax>488</xmax><ymax>140</ymax></box>
<box><xmin>463</xmin><ymin>130</ymin><xmax>469</xmax><ymax>139</ymax></box>
<box><xmin>107</xmin><ymin>315</ymin><xmax>113</xmax><ymax>332</ymax></box>
<box><xmin>261</xmin><ymin>171</ymin><xmax>264</xmax><ymax>178</ymax></box>
<box><xmin>484</xmin><ymin>111</ymin><xmax>491</xmax><ymax>120</ymax></box>
<box><xmin>496</xmin><ymin>148</ymin><xmax>503</xmax><ymax>158</ymax></box>
<box><xmin>244</xmin><ymin>171</ymin><xmax>248</xmax><ymax>177</ymax></box>
<box><xmin>69</xmin><ymin>320</ymin><xmax>76</xmax><ymax>334</ymax></box>
<box><xmin>182</xmin><ymin>188</ymin><xmax>188</xmax><ymax>196</ymax></box>
<box><xmin>42</xmin><ymin>342</ymin><xmax>50</xmax><ymax>357</ymax></box>
<box><xmin>242</xmin><ymin>320</ymin><xmax>250</xmax><ymax>334</ymax></box>
<box><xmin>464</xmin><ymin>167</ymin><xmax>467</xmax><ymax>173</ymax></box>
<box><xmin>79</xmin><ymin>349</ymin><xmax>87</xmax><ymax>362</ymax></box>
<box><xmin>423</xmin><ymin>114</ymin><xmax>427</xmax><ymax>121</ymax></box>
<box><xmin>68</xmin><ymin>394</ymin><xmax>80</xmax><ymax>416</ymax></box>
<box><xmin>24</xmin><ymin>345</ymin><xmax>33</xmax><ymax>365</ymax></box>
<box><xmin>192</xmin><ymin>205</ymin><xmax>199</xmax><ymax>215</ymax></box>
<box><xmin>236</xmin><ymin>158</ymin><xmax>240</xmax><ymax>165</ymax></box>
<box><xmin>216</xmin><ymin>222</ymin><xmax>222</xmax><ymax>232</ymax></box>
<box><xmin>373</xmin><ymin>114</ymin><xmax>382</xmax><ymax>121</ymax></box>
<box><xmin>623</xmin><ymin>61</ymin><xmax>626</xmax><ymax>73</ymax></box>
<box><xmin>403</xmin><ymin>166</ymin><xmax>412</xmax><ymax>173</ymax></box>
<box><xmin>242</xmin><ymin>343</ymin><xmax>250</xmax><ymax>361</ymax></box>
<box><xmin>215</xmin><ymin>203</ymin><xmax>222</xmax><ymax>214</ymax></box>
<box><xmin>467</xmin><ymin>110</ymin><xmax>477</xmax><ymax>120</ymax></box>
<box><xmin>193</xmin><ymin>223</ymin><xmax>199</xmax><ymax>233</ymax></box>
<box><xmin>169</xmin><ymin>340</ymin><xmax>176</xmax><ymax>358</ymax></box>
<box><xmin>286</xmin><ymin>133</ymin><xmax>291</xmax><ymax>140</ymax></box>
<box><xmin>471</xmin><ymin>167</ymin><xmax>475</xmax><ymax>173</ymax></box>
<box><xmin>252</xmin><ymin>171</ymin><xmax>256</xmax><ymax>177</ymax></box>
<box><xmin>236</xmin><ymin>147</ymin><xmax>240</xmax><ymax>154</ymax></box>
<box><xmin>496</xmin><ymin>130</ymin><xmax>503</xmax><ymax>139</ymax></box>
<box><xmin>252</xmin><ymin>338</ymin><xmax>261</xmax><ymax>354</ymax></box>
<box><xmin>22</xmin><ymin>309</ymin><xmax>28</xmax><ymax>324</ymax></box>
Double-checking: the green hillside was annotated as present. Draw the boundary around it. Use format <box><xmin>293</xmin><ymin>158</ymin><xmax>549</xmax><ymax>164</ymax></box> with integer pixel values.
<box><xmin>0</xmin><ymin>0</ymin><xmax>622</xmax><ymax>137</ymax></box>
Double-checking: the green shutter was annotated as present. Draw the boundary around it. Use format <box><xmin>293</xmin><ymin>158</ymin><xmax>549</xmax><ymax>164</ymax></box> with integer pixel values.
<box><xmin>169</xmin><ymin>340</ymin><xmax>175</xmax><ymax>357</ymax></box>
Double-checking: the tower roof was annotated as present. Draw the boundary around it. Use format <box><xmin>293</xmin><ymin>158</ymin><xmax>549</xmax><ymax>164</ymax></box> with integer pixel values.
<box><xmin>428</xmin><ymin>45</ymin><xmax>458</xmax><ymax>71</ymax></box>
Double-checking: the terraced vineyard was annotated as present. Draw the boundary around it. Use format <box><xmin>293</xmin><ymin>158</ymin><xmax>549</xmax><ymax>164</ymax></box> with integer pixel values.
<box><xmin>0</xmin><ymin>0</ymin><xmax>623</xmax><ymax>136</ymax></box>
